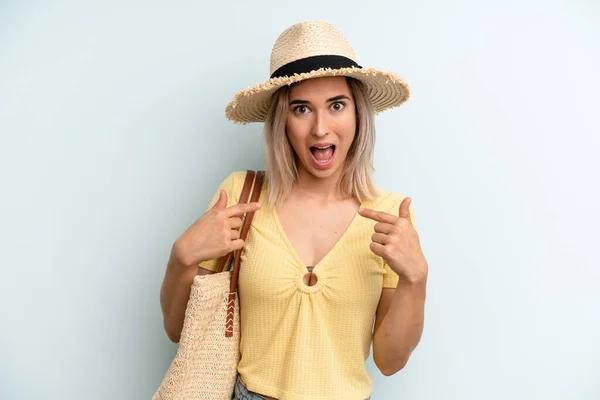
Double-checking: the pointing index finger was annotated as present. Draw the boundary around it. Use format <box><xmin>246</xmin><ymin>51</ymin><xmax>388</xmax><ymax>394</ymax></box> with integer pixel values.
<box><xmin>357</xmin><ymin>207</ymin><xmax>397</xmax><ymax>224</ymax></box>
<box><xmin>226</xmin><ymin>202</ymin><xmax>261</xmax><ymax>217</ymax></box>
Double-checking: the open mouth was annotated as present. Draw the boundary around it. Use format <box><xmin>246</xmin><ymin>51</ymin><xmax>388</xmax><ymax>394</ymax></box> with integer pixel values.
<box><xmin>310</xmin><ymin>144</ymin><xmax>336</xmax><ymax>165</ymax></box>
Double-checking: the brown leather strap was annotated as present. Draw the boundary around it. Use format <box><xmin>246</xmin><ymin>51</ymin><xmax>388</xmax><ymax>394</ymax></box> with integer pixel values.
<box><xmin>215</xmin><ymin>170</ymin><xmax>256</xmax><ymax>274</ymax></box>
<box><xmin>229</xmin><ymin>170</ymin><xmax>264</xmax><ymax>291</ymax></box>
<box><xmin>226</xmin><ymin>170</ymin><xmax>265</xmax><ymax>337</ymax></box>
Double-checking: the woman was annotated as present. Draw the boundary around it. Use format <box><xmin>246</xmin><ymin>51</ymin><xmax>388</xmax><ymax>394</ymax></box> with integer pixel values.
<box><xmin>160</xmin><ymin>20</ymin><xmax>428</xmax><ymax>400</ymax></box>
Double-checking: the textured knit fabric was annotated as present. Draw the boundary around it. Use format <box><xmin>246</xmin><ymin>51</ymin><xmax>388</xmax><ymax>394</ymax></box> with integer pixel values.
<box><xmin>199</xmin><ymin>172</ymin><xmax>417</xmax><ymax>400</ymax></box>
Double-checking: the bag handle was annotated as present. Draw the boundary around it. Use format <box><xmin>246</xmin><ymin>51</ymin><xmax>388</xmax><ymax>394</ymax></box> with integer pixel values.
<box><xmin>226</xmin><ymin>170</ymin><xmax>265</xmax><ymax>337</ymax></box>
<box><xmin>215</xmin><ymin>170</ymin><xmax>256</xmax><ymax>274</ymax></box>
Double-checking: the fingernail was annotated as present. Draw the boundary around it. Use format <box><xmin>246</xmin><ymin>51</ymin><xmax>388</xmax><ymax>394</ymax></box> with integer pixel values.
<box><xmin>358</xmin><ymin>208</ymin><xmax>364</xmax><ymax>213</ymax></box>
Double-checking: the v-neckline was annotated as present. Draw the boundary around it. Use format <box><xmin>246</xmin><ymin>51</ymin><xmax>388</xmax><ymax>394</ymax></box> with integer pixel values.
<box><xmin>271</xmin><ymin>199</ymin><xmax>367</xmax><ymax>274</ymax></box>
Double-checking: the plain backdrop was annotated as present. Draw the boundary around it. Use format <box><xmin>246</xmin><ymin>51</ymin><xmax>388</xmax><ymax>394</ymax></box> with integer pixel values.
<box><xmin>1</xmin><ymin>1</ymin><xmax>599</xmax><ymax>399</ymax></box>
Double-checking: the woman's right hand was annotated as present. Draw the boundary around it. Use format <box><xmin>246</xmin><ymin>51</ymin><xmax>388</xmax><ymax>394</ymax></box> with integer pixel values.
<box><xmin>171</xmin><ymin>190</ymin><xmax>261</xmax><ymax>268</ymax></box>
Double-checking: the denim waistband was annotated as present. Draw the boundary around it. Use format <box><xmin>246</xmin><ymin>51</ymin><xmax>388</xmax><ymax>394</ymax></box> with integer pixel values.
<box><xmin>233</xmin><ymin>375</ymin><xmax>371</xmax><ymax>400</ymax></box>
<box><xmin>233</xmin><ymin>375</ymin><xmax>268</xmax><ymax>399</ymax></box>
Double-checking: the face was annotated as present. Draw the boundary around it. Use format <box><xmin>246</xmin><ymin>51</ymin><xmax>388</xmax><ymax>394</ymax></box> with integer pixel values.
<box><xmin>286</xmin><ymin>76</ymin><xmax>356</xmax><ymax>181</ymax></box>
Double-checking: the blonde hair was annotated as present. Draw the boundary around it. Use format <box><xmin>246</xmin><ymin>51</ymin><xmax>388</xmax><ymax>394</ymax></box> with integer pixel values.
<box><xmin>263</xmin><ymin>77</ymin><xmax>378</xmax><ymax>207</ymax></box>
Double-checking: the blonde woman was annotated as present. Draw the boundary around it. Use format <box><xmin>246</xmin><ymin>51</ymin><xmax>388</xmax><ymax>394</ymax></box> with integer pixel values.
<box><xmin>160</xmin><ymin>20</ymin><xmax>428</xmax><ymax>400</ymax></box>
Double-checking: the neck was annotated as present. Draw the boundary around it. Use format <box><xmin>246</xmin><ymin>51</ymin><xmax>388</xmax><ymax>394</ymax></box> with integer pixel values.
<box><xmin>293</xmin><ymin>165</ymin><xmax>348</xmax><ymax>202</ymax></box>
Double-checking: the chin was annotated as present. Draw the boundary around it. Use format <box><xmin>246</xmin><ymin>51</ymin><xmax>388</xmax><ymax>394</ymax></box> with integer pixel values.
<box><xmin>303</xmin><ymin>161</ymin><xmax>343</xmax><ymax>179</ymax></box>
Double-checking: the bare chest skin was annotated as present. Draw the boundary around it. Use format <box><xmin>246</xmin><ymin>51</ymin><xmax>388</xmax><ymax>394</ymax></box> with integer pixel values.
<box><xmin>276</xmin><ymin>193</ymin><xmax>360</xmax><ymax>268</ymax></box>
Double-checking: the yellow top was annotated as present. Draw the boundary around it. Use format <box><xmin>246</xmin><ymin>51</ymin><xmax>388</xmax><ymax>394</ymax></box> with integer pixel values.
<box><xmin>199</xmin><ymin>172</ymin><xmax>416</xmax><ymax>400</ymax></box>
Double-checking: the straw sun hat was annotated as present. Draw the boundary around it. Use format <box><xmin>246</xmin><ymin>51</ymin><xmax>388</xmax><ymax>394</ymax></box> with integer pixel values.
<box><xmin>225</xmin><ymin>20</ymin><xmax>410</xmax><ymax>124</ymax></box>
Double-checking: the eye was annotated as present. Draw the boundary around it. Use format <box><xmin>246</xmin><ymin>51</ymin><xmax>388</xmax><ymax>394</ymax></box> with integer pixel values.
<box><xmin>331</xmin><ymin>102</ymin><xmax>346</xmax><ymax>111</ymax></box>
<box><xmin>293</xmin><ymin>105</ymin><xmax>310</xmax><ymax>115</ymax></box>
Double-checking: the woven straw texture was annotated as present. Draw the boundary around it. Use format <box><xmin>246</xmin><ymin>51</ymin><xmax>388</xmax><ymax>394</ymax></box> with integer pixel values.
<box><xmin>225</xmin><ymin>20</ymin><xmax>410</xmax><ymax>124</ymax></box>
<box><xmin>269</xmin><ymin>20</ymin><xmax>356</xmax><ymax>74</ymax></box>
<box><xmin>153</xmin><ymin>272</ymin><xmax>240</xmax><ymax>400</ymax></box>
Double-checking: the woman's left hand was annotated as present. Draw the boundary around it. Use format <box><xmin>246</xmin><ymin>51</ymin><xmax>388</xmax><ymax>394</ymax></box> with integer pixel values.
<box><xmin>358</xmin><ymin>198</ymin><xmax>428</xmax><ymax>284</ymax></box>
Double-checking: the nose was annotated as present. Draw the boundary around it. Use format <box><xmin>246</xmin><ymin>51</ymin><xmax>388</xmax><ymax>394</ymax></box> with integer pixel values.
<box><xmin>311</xmin><ymin>110</ymin><xmax>329</xmax><ymax>137</ymax></box>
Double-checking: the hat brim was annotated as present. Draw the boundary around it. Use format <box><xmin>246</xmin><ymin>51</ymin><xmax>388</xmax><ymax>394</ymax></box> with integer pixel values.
<box><xmin>225</xmin><ymin>67</ymin><xmax>410</xmax><ymax>124</ymax></box>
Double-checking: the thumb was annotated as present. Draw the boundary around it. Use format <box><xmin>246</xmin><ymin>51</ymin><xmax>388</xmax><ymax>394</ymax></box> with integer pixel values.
<box><xmin>213</xmin><ymin>190</ymin><xmax>228</xmax><ymax>209</ymax></box>
<box><xmin>399</xmin><ymin>197</ymin><xmax>412</xmax><ymax>222</ymax></box>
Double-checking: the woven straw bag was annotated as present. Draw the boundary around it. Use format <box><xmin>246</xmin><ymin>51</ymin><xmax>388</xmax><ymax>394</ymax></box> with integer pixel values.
<box><xmin>153</xmin><ymin>170</ymin><xmax>265</xmax><ymax>400</ymax></box>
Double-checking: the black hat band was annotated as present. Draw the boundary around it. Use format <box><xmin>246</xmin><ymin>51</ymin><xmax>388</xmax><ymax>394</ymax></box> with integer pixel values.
<box><xmin>270</xmin><ymin>55</ymin><xmax>362</xmax><ymax>79</ymax></box>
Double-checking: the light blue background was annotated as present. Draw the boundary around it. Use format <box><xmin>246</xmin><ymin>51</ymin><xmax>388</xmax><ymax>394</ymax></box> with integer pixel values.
<box><xmin>1</xmin><ymin>1</ymin><xmax>599</xmax><ymax>399</ymax></box>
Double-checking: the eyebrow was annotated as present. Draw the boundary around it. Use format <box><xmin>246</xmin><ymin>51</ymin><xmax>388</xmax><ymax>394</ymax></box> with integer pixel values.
<box><xmin>289</xmin><ymin>94</ymin><xmax>352</xmax><ymax>106</ymax></box>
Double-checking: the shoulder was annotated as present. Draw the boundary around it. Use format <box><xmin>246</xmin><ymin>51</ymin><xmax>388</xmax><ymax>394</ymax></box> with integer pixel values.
<box><xmin>217</xmin><ymin>170</ymin><xmax>267</xmax><ymax>204</ymax></box>
<box><xmin>369</xmin><ymin>187</ymin><xmax>417</xmax><ymax>227</ymax></box>
<box><xmin>369</xmin><ymin>187</ymin><xmax>406</xmax><ymax>210</ymax></box>
<box><xmin>222</xmin><ymin>171</ymin><xmax>248</xmax><ymax>189</ymax></box>
<box><xmin>211</xmin><ymin>171</ymin><xmax>249</xmax><ymax>205</ymax></box>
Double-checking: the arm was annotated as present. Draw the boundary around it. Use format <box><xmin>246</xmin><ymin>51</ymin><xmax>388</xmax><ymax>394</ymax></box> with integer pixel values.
<box><xmin>372</xmin><ymin>280</ymin><xmax>426</xmax><ymax>375</ymax></box>
<box><xmin>159</xmin><ymin>189</ymin><xmax>260</xmax><ymax>343</ymax></box>
<box><xmin>160</xmin><ymin>244</ymin><xmax>215</xmax><ymax>343</ymax></box>
<box><xmin>358</xmin><ymin>196</ymin><xmax>428</xmax><ymax>375</ymax></box>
